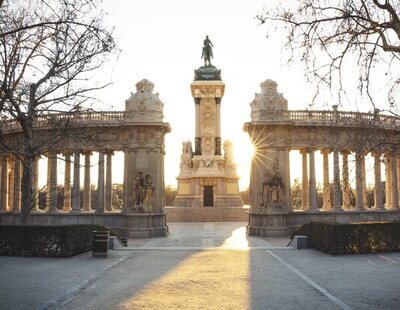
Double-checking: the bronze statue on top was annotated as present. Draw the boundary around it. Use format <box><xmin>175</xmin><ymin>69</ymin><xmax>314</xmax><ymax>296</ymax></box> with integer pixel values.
<box><xmin>202</xmin><ymin>35</ymin><xmax>214</xmax><ymax>66</ymax></box>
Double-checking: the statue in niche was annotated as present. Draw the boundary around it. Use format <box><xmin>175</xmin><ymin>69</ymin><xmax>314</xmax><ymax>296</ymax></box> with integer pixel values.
<box><xmin>202</xmin><ymin>35</ymin><xmax>214</xmax><ymax>66</ymax></box>
<box><xmin>180</xmin><ymin>141</ymin><xmax>192</xmax><ymax>169</ymax></box>
<box><xmin>134</xmin><ymin>171</ymin><xmax>154</xmax><ymax>212</ymax></box>
<box><xmin>223</xmin><ymin>140</ymin><xmax>235</xmax><ymax>168</ymax></box>
<box><xmin>261</xmin><ymin>159</ymin><xmax>285</xmax><ymax>207</ymax></box>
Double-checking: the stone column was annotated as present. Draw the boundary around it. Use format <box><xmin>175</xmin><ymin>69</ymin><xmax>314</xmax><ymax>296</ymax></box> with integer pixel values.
<box><xmin>373</xmin><ymin>152</ymin><xmax>384</xmax><ymax>210</ymax></box>
<box><xmin>82</xmin><ymin>151</ymin><xmax>92</xmax><ymax>212</ymax></box>
<box><xmin>321</xmin><ymin>149</ymin><xmax>331</xmax><ymax>210</ymax></box>
<box><xmin>12</xmin><ymin>156</ymin><xmax>21</xmax><ymax>213</ymax></box>
<box><xmin>47</xmin><ymin>152</ymin><xmax>58</xmax><ymax>213</ymax></box>
<box><xmin>341</xmin><ymin>151</ymin><xmax>351</xmax><ymax>209</ymax></box>
<box><xmin>31</xmin><ymin>156</ymin><xmax>40</xmax><ymax>212</ymax></box>
<box><xmin>0</xmin><ymin>156</ymin><xmax>9</xmax><ymax>212</ymax></box>
<box><xmin>300</xmin><ymin>149</ymin><xmax>309</xmax><ymax>210</ymax></box>
<box><xmin>390</xmin><ymin>153</ymin><xmax>398</xmax><ymax>209</ymax></box>
<box><xmin>361</xmin><ymin>155</ymin><xmax>368</xmax><ymax>208</ymax></box>
<box><xmin>123</xmin><ymin>149</ymin><xmax>136</xmax><ymax>209</ymax></box>
<box><xmin>384</xmin><ymin>154</ymin><xmax>392</xmax><ymax>209</ymax></box>
<box><xmin>105</xmin><ymin>150</ymin><xmax>113</xmax><ymax>212</ymax></box>
<box><xmin>8</xmin><ymin>157</ymin><xmax>15</xmax><ymax>211</ymax></box>
<box><xmin>355</xmin><ymin>151</ymin><xmax>364</xmax><ymax>210</ymax></box>
<box><xmin>333</xmin><ymin>150</ymin><xmax>342</xmax><ymax>211</ymax></box>
<box><xmin>46</xmin><ymin>154</ymin><xmax>52</xmax><ymax>210</ymax></box>
<box><xmin>194</xmin><ymin>99</ymin><xmax>201</xmax><ymax>155</ymax></box>
<box><xmin>96</xmin><ymin>151</ymin><xmax>105</xmax><ymax>213</ymax></box>
<box><xmin>308</xmin><ymin>149</ymin><xmax>318</xmax><ymax>211</ymax></box>
<box><xmin>71</xmin><ymin>151</ymin><xmax>81</xmax><ymax>213</ymax></box>
<box><xmin>63</xmin><ymin>153</ymin><xmax>72</xmax><ymax>212</ymax></box>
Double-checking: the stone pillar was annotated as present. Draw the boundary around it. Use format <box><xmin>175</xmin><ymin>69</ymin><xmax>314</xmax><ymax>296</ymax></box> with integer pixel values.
<box><xmin>105</xmin><ymin>150</ymin><xmax>113</xmax><ymax>211</ymax></box>
<box><xmin>82</xmin><ymin>151</ymin><xmax>92</xmax><ymax>212</ymax></box>
<box><xmin>46</xmin><ymin>154</ymin><xmax>52</xmax><ymax>210</ymax></box>
<box><xmin>341</xmin><ymin>151</ymin><xmax>351</xmax><ymax>208</ymax></box>
<box><xmin>8</xmin><ymin>157</ymin><xmax>15</xmax><ymax>211</ymax></box>
<box><xmin>390</xmin><ymin>153</ymin><xmax>398</xmax><ymax>209</ymax></box>
<box><xmin>63</xmin><ymin>153</ymin><xmax>72</xmax><ymax>212</ymax></box>
<box><xmin>373</xmin><ymin>152</ymin><xmax>384</xmax><ymax>210</ymax></box>
<box><xmin>0</xmin><ymin>156</ymin><xmax>9</xmax><ymax>212</ymax></box>
<box><xmin>194</xmin><ymin>99</ymin><xmax>201</xmax><ymax>155</ymax></box>
<box><xmin>321</xmin><ymin>149</ymin><xmax>331</xmax><ymax>210</ymax></box>
<box><xmin>123</xmin><ymin>149</ymin><xmax>135</xmax><ymax>209</ymax></box>
<box><xmin>96</xmin><ymin>151</ymin><xmax>105</xmax><ymax>213</ymax></box>
<box><xmin>31</xmin><ymin>156</ymin><xmax>40</xmax><ymax>211</ymax></box>
<box><xmin>384</xmin><ymin>154</ymin><xmax>392</xmax><ymax>209</ymax></box>
<box><xmin>47</xmin><ymin>152</ymin><xmax>58</xmax><ymax>213</ymax></box>
<box><xmin>333</xmin><ymin>150</ymin><xmax>342</xmax><ymax>211</ymax></box>
<box><xmin>12</xmin><ymin>156</ymin><xmax>21</xmax><ymax>213</ymax></box>
<box><xmin>361</xmin><ymin>155</ymin><xmax>368</xmax><ymax>208</ymax></box>
<box><xmin>71</xmin><ymin>151</ymin><xmax>81</xmax><ymax>213</ymax></box>
<box><xmin>308</xmin><ymin>149</ymin><xmax>318</xmax><ymax>211</ymax></box>
<box><xmin>355</xmin><ymin>151</ymin><xmax>364</xmax><ymax>210</ymax></box>
<box><xmin>300</xmin><ymin>149</ymin><xmax>309</xmax><ymax>210</ymax></box>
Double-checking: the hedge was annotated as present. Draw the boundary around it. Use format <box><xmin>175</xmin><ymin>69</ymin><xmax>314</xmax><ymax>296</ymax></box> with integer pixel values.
<box><xmin>294</xmin><ymin>222</ymin><xmax>400</xmax><ymax>255</ymax></box>
<box><xmin>0</xmin><ymin>224</ymin><xmax>122</xmax><ymax>257</ymax></box>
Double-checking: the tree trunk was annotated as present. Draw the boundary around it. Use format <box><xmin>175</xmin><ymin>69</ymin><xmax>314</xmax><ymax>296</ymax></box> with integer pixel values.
<box><xmin>20</xmin><ymin>155</ymin><xmax>34</xmax><ymax>224</ymax></box>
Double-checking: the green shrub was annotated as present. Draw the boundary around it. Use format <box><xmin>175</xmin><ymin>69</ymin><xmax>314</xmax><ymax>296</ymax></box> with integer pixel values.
<box><xmin>294</xmin><ymin>222</ymin><xmax>400</xmax><ymax>255</ymax></box>
<box><xmin>0</xmin><ymin>224</ymin><xmax>120</xmax><ymax>257</ymax></box>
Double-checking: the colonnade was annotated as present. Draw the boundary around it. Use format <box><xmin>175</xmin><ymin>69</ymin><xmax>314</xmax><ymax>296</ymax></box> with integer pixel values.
<box><xmin>0</xmin><ymin>150</ymin><xmax>115</xmax><ymax>213</ymax></box>
<box><xmin>298</xmin><ymin>148</ymin><xmax>398</xmax><ymax>211</ymax></box>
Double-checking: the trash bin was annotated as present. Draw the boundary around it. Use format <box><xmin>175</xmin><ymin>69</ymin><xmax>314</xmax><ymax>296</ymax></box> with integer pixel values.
<box><xmin>92</xmin><ymin>230</ymin><xmax>109</xmax><ymax>257</ymax></box>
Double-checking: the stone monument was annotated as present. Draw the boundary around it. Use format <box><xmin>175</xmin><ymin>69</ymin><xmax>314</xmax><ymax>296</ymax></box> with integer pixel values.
<box><xmin>173</xmin><ymin>37</ymin><xmax>243</xmax><ymax>209</ymax></box>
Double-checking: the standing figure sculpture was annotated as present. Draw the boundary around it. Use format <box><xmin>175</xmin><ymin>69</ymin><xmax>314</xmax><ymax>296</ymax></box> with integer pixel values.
<box><xmin>202</xmin><ymin>35</ymin><xmax>214</xmax><ymax>66</ymax></box>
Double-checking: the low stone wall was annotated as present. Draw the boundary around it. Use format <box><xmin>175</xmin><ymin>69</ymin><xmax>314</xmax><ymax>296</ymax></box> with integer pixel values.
<box><xmin>248</xmin><ymin>210</ymin><xmax>400</xmax><ymax>237</ymax></box>
<box><xmin>166</xmin><ymin>206</ymin><xmax>249</xmax><ymax>222</ymax></box>
<box><xmin>0</xmin><ymin>213</ymin><xmax>168</xmax><ymax>238</ymax></box>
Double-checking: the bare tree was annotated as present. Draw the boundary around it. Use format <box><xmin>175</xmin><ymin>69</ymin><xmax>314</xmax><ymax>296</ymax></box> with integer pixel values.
<box><xmin>257</xmin><ymin>0</ymin><xmax>400</xmax><ymax>108</ymax></box>
<box><xmin>0</xmin><ymin>0</ymin><xmax>116</xmax><ymax>223</ymax></box>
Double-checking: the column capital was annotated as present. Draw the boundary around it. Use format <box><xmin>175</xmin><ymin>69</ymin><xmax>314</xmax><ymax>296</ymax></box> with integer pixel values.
<box><xmin>62</xmin><ymin>151</ymin><xmax>73</xmax><ymax>157</ymax></box>
<box><xmin>82</xmin><ymin>150</ymin><xmax>92</xmax><ymax>156</ymax></box>
<box><xmin>340</xmin><ymin>149</ymin><xmax>351</xmax><ymax>155</ymax></box>
<box><xmin>104</xmin><ymin>149</ymin><xmax>114</xmax><ymax>156</ymax></box>
<box><xmin>320</xmin><ymin>148</ymin><xmax>331</xmax><ymax>155</ymax></box>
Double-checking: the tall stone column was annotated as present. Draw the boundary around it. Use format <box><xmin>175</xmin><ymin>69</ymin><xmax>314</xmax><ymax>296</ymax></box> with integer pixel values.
<box><xmin>341</xmin><ymin>151</ymin><xmax>351</xmax><ymax>208</ymax></box>
<box><xmin>96</xmin><ymin>151</ymin><xmax>105</xmax><ymax>213</ymax></box>
<box><xmin>123</xmin><ymin>149</ymin><xmax>136</xmax><ymax>209</ymax></box>
<box><xmin>71</xmin><ymin>151</ymin><xmax>81</xmax><ymax>213</ymax></box>
<box><xmin>8</xmin><ymin>157</ymin><xmax>15</xmax><ymax>211</ymax></box>
<box><xmin>384</xmin><ymin>154</ymin><xmax>392</xmax><ymax>209</ymax></box>
<box><xmin>321</xmin><ymin>149</ymin><xmax>331</xmax><ymax>210</ymax></box>
<box><xmin>361</xmin><ymin>154</ymin><xmax>368</xmax><ymax>208</ymax></box>
<box><xmin>12</xmin><ymin>156</ymin><xmax>21</xmax><ymax>213</ymax></box>
<box><xmin>105</xmin><ymin>150</ymin><xmax>113</xmax><ymax>211</ymax></box>
<box><xmin>63</xmin><ymin>153</ymin><xmax>72</xmax><ymax>212</ymax></box>
<box><xmin>390</xmin><ymin>153</ymin><xmax>398</xmax><ymax>209</ymax></box>
<box><xmin>373</xmin><ymin>152</ymin><xmax>384</xmax><ymax>210</ymax></box>
<box><xmin>0</xmin><ymin>156</ymin><xmax>9</xmax><ymax>212</ymax></box>
<box><xmin>300</xmin><ymin>149</ymin><xmax>309</xmax><ymax>210</ymax></box>
<box><xmin>194</xmin><ymin>99</ymin><xmax>201</xmax><ymax>155</ymax></box>
<box><xmin>46</xmin><ymin>154</ymin><xmax>52</xmax><ymax>210</ymax></box>
<box><xmin>31</xmin><ymin>156</ymin><xmax>40</xmax><ymax>212</ymax></box>
<box><xmin>82</xmin><ymin>151</ymin><xmax>92</xmax><ymax>212</ymax></box>
<box><xmin>355</xmin><ymin>151</ymin><xmax>364</xmax><ymax>210</ymax></box>
<box><xmin>333</xmin><ymin>150</ymin><xmax>342</xmax><ymax>211</ymax></box>
<box><xmin>47</xmin><ymin>152</ymin><xmax>58</xmax><ymax>213</ymax></box>
<box><xmin>308</xmin><ymin>149</ymin><xmax>318</xmax><ymax>211</ymax></box>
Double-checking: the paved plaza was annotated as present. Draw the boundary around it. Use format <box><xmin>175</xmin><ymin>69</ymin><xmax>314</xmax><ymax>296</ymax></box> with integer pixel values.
<box><xmin>1</xmin><ymin>222</ymin><xmax>400</xmax><ymax>309</ymax></box>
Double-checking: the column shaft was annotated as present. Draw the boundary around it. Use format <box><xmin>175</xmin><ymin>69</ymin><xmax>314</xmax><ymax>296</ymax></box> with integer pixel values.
<box><xmin>12</xmin><ymin>156</ymin><xmax>21</xmax><ymax>213</ymax></box>
<box><xmin>96</xmin><ymin>151</ymin><xmax>105</xmax><ymax>213</ymax></box>
<box><xmin>308</xmin><ymin>150</ymin><xmax>318</xmax><ymax>211</ymax></box>
<box><xmin>0</xmin><ymin>156</ymin><xmax>8</xmax><ymax>212</ymax></box>
<box><xmin>341</xmin><ymin>151</ymin><xmax>351</xmax><ymax>208</ymax></box>
<box><xmin>300</xmin><ymin>149</ymin><xmax>309</xmax><ymax>210</ymax></box>
<box><xmin>46</xmin><ymin>155</ymin><xmax>52</xmax><ymax>210</ymax></box>
<box><xmin>385</xmin><ymin>155</ymin><xmax>392</xmax><ymax>209</ymax></box>
<box><xmin>48</xmin><ymin>153</ymin><xmax>58</xmax><ymax>212</ymax></box>
<box><xmin>333</xmin><ymin>150</ymin><xmax>342</xmax><ymax>210</ymax></box>
<box><xmin>8</xmin><ymin>157</ymin><xmax>15</xmax><ymax>211</ymax></box>
<box><xmin>63</xmin><ymin>154</ymin><xmax>72</xmax><ymax>211</ymax></box>
<box><xmin>105</xmin><ymin>151</ymin><xmax>113</xmax><ymax>211</ymax></box>
<box><xmin>361</xmin><ymin>155</ymin><xmax>368</xmax><ymax>208</ymax></box>
<box><xmin>390</xmin><ymin>154</ymin><xmax>398</xmax><ymax>209</ymax></box>
<box><xmin>321</xmin><ymin>149</ymin><xmax>331</xmax><ymax>210</ymax></box>
<box><xmin>71</xmin><ymin>151</ymin><xmax>81</xmax><ymax>213</ymax></box>
<box><xmin>83</xmin><ymin>152</ymin><xmax>92</xmax><ymax>212</ymax></box>
<box><xmin>31</xmin><ymin>156</ymin><xmax>39</xmax><ymax>211</ymax></box>
<box><xmin>355</xmin><ymin>152</ymin><xmax>364</xmax><ymax>210</ymax></box>
<box><xmin>373</xmin><ymin>153</ymin><xmax>384</xmax><ymax>209</ymax></box>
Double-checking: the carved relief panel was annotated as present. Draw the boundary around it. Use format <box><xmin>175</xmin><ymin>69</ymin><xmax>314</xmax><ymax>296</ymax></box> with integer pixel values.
<box><xmin>200</xmin><ymin>98</ymin><xmax>216</xmax><ymax>155</ymax></box>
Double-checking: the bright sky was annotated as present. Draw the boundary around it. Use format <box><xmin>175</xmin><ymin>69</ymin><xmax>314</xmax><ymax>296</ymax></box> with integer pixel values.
<box><xmin>39</xmin><ymin>0</ymin><xmax>391</xmax><ymax>190</ymax></box>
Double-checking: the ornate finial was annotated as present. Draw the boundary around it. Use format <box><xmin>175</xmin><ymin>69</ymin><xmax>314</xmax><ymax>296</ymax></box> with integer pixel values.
<box><xmin>135</xmin><ymin>79</ymin><xmax>154</xmax><ymax>93</ymax></box>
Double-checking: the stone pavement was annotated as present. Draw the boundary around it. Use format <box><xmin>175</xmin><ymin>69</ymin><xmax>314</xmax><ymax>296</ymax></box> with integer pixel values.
<box><xmin>1</xmin><ymin>222</ymin><xmax>400</xmax><ymax>309</ymax></box>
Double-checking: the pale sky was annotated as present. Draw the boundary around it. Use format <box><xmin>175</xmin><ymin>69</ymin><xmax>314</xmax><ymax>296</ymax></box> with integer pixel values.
<box><xmin>39</xmin><ymin>0</ymin><xmax>390</xmax><ymax>190</ymax></box>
